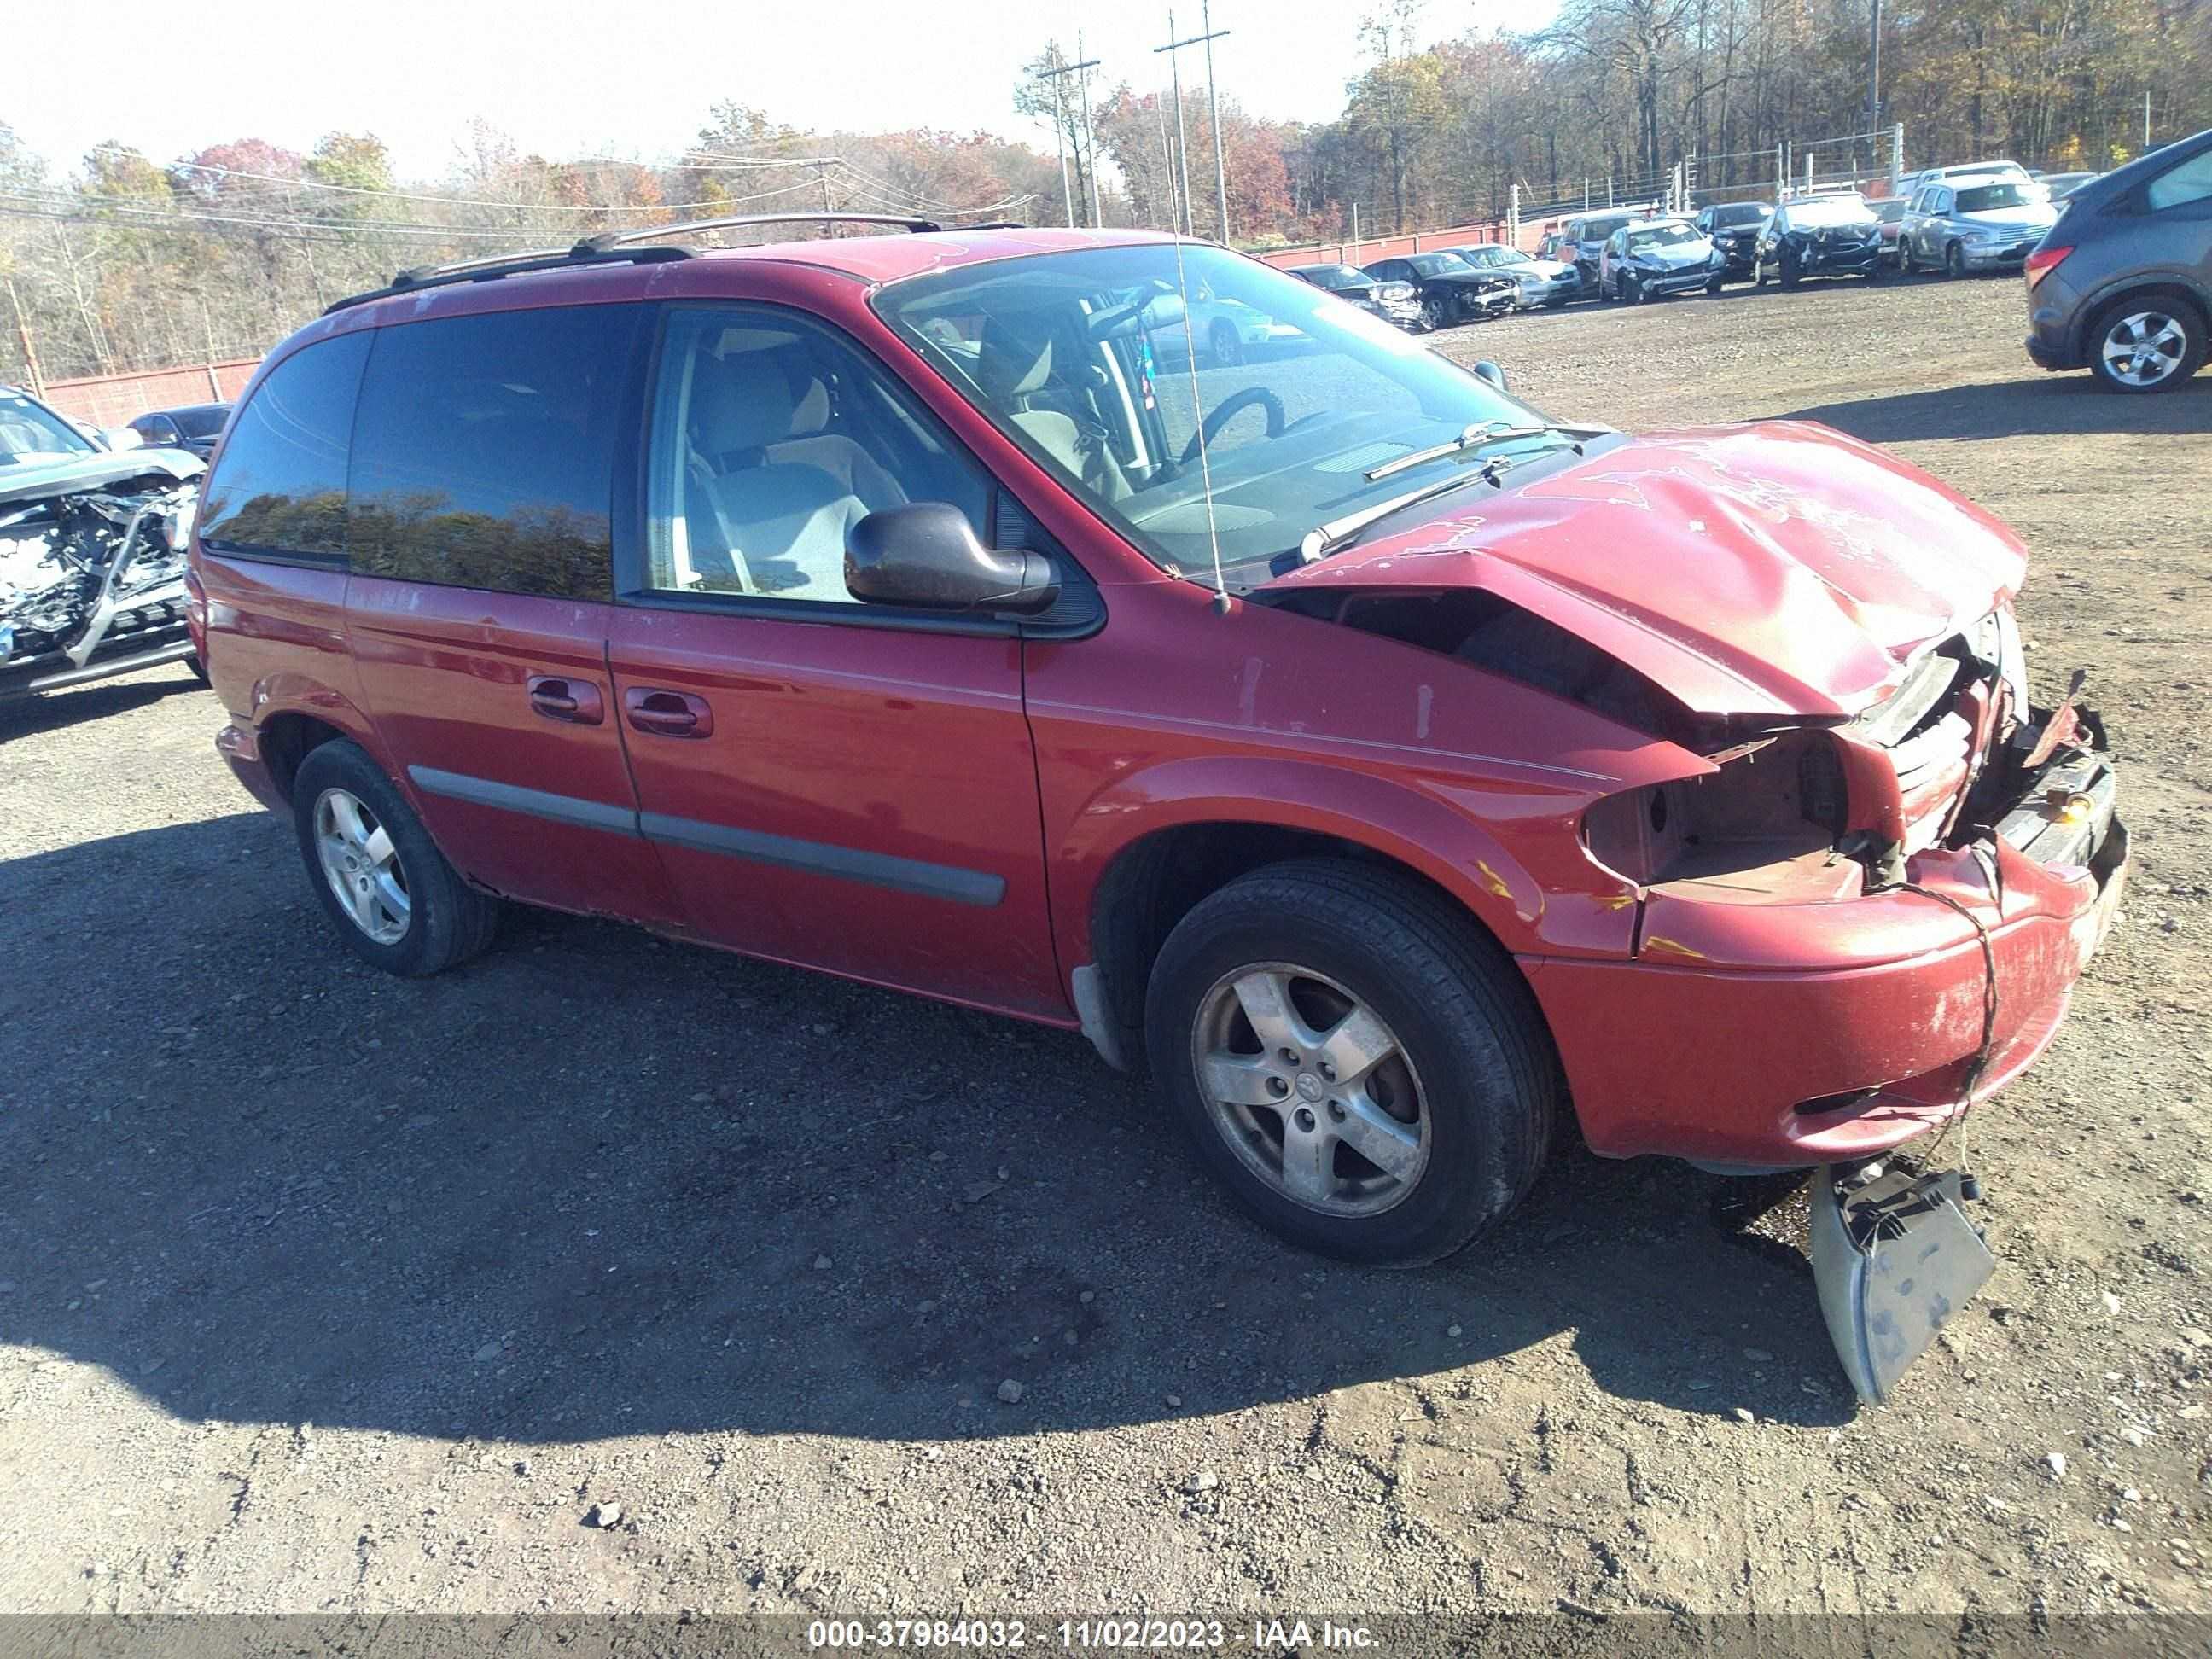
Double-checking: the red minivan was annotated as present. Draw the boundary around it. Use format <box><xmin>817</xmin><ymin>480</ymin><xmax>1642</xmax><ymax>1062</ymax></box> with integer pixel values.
<box><xmin>191</xmin><ymin>217</ymin><xmax>2124</xmax><ymax>1291</ymax></box>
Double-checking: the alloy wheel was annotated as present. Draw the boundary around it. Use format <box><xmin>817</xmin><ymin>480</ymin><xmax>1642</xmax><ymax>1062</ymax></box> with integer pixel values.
<box><xmin>2098</xmin><ymin>311</ymin><xmax>2189</xmax><ymax>388</ymax></box>
<box><xmin>1190</xmin><ymin>963</ymin><xmax>1431</xmax><ymax>1218</ymax></box>
<box><xmin>314</xmin><ymin>787</ymin><xmax>410</xmax><ymax>945</ymax></box>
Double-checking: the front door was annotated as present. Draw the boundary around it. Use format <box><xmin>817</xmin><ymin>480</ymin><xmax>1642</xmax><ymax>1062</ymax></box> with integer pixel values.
<box><xmin>343</xmin><ymin>300</ymin><xmax>681</xmax><ymax>926</ymax></box>
<box><xmin>604</xmin><ymin>303</ymin><xmax>1062</xmax><ymax>1017</ymax></box>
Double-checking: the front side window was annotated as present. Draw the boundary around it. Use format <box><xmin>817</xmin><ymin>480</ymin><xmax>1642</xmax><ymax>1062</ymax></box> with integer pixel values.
<box><xmin>0</xmin><ymin>390</ymin><xmax>97</xmax><ymax>466</ymax></box>
<box><xmin>876</xmin><ymin>242</ymin><xmax>1552</xmax><ymax>591</ymax></box>
<box><xmin>642</xmin><ymin>306</ymin><xmax>989</xmax><ymax>605</ymax></box>
<box><xmin>197</xmin><ymin>331</ymin><xmax>370</xmax><ymax>559</ymax></box>
<box><xmin>2146</xmin><ymin>147</ymin><xmax>2212</xmax><ymax>211</ymax></box>
<box><xmin>347</xmin><ymin>304</ymin><xmax>637</xmax><ymax>600</ymax></box>
<box><xmin>1406</xmin><ymin>253</ymin><xmax>1470</xmax><ymax>277</ymax></box>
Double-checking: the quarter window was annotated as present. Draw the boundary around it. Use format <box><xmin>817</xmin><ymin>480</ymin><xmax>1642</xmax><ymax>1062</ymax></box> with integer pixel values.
<box><xmin>2146</xmin><ymin>148</ymin><xmax>2212</xmax><ymax>212</ymax></box>
<box><xmin>196</xmin><ymin>331</ymin><xmax>370</xmax><ymax>560</ymax></box>
<box><xmin>641</xmin><ymin>306</ymin><xmax>989</xmax><ymax>606</ymax></box>
<box><xmin>346</xmin><ymin>304</ymin><xmax>638</xmax><ymax>600</ymax></box>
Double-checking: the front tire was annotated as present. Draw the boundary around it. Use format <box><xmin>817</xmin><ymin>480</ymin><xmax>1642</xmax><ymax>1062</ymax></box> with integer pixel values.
<box><xmin>1208</xmin><ymin>318</ymin><xmax>1241</xmax><ymax>366</ymax></box>
<box><xmin>1144</xmin><ymin>859</ymin><xmax>1557</xmax><ymax>1266</ymax></box>
<box><xmin>1419</xmin><ymin>296</ymin><xmax>1448</xmax><ymax>332</ymax></box>
<box><xmin>1945</xmin><ymin>242</ymin><xmax>1967</xmax><ymax>279</ymax></box>
<box><xmin>292</xmin><ymin>739</ymin><xmax>499</xmax><ymax>977</ymax></box>
<box><xmin>1778</xmin><ymin>249</ymin><xmax>1802</xmax><ymax>289</ymax></box>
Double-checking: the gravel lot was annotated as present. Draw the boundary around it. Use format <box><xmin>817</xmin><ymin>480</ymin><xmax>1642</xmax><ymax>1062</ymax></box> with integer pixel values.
<box><xmin>3</xmin><ymin>270</ymin><xmax>2208</xmax><ymax>1627</ymax></box>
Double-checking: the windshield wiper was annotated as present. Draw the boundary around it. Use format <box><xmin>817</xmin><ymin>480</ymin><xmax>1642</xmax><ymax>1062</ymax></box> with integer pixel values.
<box><xmin>1297</xmin><ymin>467</ymin><xmax>1503</xmax><ymax>563</ymax></box>
<box><xmin>1363</xmin><ymin>420</ymin><xmax>1614</xmax><ymax>482</ymax></box>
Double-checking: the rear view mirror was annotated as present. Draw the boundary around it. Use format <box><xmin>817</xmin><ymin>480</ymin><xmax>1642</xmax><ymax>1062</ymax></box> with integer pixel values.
<box><xmin>846</xmin><ymin>503</ymin><xmax>1060</xmax><ymax>616</ymax></box>
<box><xmin>1471</xmin><ymin>360</ymin><xmax>1510</xmax><ymax>393</ymax></box>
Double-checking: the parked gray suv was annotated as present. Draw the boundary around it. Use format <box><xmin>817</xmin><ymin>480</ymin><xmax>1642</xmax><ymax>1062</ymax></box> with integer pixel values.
<box><xmin>2024</xmin><ymin>125</ymin><xmax>2212</xmax><ymax>393</ymax></box>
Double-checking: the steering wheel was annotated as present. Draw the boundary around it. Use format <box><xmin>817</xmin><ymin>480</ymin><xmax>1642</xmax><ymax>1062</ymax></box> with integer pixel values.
<box><xmin>1181</xmin><ymin>386</ymin><xmax>1285</xmax><ymax>464</ymax></box>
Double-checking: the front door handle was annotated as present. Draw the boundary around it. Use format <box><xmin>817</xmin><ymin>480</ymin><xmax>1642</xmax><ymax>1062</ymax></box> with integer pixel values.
<box><xmin>624</xmin><ymin>687</ymin><xmax>713</xmax><ymax>739</ymax></box>
<box><xmin>527</xmin><ymin>674</ymin><xmax>604</xmax><ymax>725</ymax></box>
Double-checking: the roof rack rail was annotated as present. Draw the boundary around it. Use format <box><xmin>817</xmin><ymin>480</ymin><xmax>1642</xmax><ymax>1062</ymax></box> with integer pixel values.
<box><xmin>576</xmin><ymin>211</ymin><xmax>947</xmax><ymax>253</ymax></box>
<box><xmin>322</xmin><ymin>211</ymin><xmax>1030</xmax><ymax>316</ymax></box>
<box><xmin>323</xmin><ymin>243</ymin><xmax>694</xmax><ymax>315</ymax></box>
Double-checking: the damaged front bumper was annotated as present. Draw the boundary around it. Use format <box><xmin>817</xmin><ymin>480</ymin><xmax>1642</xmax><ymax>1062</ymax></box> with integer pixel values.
<box><xmin>1532</xmin><ymin>736</ymin><xmax>2126</xmax><ymax>1171</ymax></box>
<box><xmin>1</xmin><ymin>471</ymin><xmax>202</xmax><ymax>701</ymax></box>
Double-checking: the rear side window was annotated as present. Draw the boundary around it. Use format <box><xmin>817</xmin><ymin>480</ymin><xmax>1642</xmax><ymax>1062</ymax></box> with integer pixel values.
<box><xmin>2145</xmin><ymin>148</ymin><xmax>2212</xmax><ymax>212</ymax></box>
<box><xmin>197</xmin><ymin>332</ymin><xmax>370</xmax><ymax>561</ymax></box>
<box><xmin>347</xmin><ymin>304</ymin><xmax>639</xmax><ymax>600</ymax></box>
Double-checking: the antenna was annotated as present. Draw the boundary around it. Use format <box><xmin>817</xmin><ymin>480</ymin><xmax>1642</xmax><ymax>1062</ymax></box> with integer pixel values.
<box><xmin>1164</xmin><ymin>232</ymin><xmax>1231</xmax><ymax>614</ymax></box>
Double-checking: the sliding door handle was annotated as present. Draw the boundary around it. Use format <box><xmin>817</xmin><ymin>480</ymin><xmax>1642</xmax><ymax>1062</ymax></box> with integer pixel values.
<box><xmin>624</xmin><ymin>687</ymin><xmax>713</xmax><ymax>738</ymax></box>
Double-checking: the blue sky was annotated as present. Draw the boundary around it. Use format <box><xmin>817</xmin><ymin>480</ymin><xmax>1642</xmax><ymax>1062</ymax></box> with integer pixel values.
<box><xmin>8</xmin><ymin>0</ymin><xmax>1552</xmax><ymax>180</ymax></box>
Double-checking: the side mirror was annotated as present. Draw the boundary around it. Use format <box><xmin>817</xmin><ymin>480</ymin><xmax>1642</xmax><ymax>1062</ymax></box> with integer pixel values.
<box><xmin>99</xmin><ymin>425</ymin><xmax>144</xmax><ymax>452</ymax></box>
<box><xmin>846</xmin><ymin>503</ymin><xmax>1060</xmax><ymax>616</ymax></box>
<box><xmin>1471</xmin><ymin>360</ymin><xmax>1510</xmax><ymax>393</ymax></box>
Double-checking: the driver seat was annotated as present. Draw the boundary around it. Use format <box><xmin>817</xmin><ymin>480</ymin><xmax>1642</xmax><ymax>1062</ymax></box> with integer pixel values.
<box><xmin>975</xmin><ymin>316</ymin><xmax>1129</xmax><ymax>503</ymax></box>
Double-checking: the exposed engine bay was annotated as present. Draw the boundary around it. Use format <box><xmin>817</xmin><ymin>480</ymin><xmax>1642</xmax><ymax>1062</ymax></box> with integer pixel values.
<box><xmin>0</xmin><ymin>461</ymin><xmax>203</xmax><ymax>699</ymax></box>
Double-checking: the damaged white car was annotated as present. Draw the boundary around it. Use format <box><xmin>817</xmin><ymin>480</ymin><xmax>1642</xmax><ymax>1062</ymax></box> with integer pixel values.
<box><xmin>1</xmin><ymin>383</ymin><xmax>205</xmax><ymax>701</ymax></box>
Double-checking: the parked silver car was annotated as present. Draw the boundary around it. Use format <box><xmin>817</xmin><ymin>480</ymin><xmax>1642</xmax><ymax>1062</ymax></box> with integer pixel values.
<box><xmin>1901</xmin><ymin>175</ymin><xmax>2060</xmax><ymax>276</ymax></box>
<box><xmin>1435</xmin><ymin>243</ymin><xmax>1582</xmax><ymax>308</ymax></box>
<box><xmin>1598</xmin><ymin>218</ymin><xmax>1724</xmax><ymax>301</ymax></box>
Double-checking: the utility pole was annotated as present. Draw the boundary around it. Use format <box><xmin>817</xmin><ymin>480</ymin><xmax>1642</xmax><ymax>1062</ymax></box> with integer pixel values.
<box><xmin>6</xmin><ymin>276</ymin><xmax>45</xmax><ymax>398</ymax></box>
<box><xmin>1155</xmin><ymin>96</ymin><xmax>1178</xmax><ymax>231</ymax></box>
<box><xmin>1866</xmin><ymin>0</ymin><xmax>1882</xmax><ymax>172</ymax></box>
<box><xmin>1156</xmin><ymin>10</ymin><xmax>1196</xmax><ymax>236</ymax></box>
<box><xmin>1079</xmin><ymin>32</ymin><xmax>1103</xmax><ymax>227</ymax></box>
<box><xmin>1201</xmin><ymin>0</ymin><xmax>1231</xmax><ymax>244</ymax></box>
<box><xmin>1156</xmin><ymin>8</ymin><xmax>1231</xmax><ymax>239</ymax></box>
<box><xmin>1039</xmin><ymin>44</ymin><xmax>1102</xmax><ymax>227</ymax></box>
<box><xmin>2145</xmin><ymin>90</ymin><xmax>2152</xmax><ymax>148</ymax></box>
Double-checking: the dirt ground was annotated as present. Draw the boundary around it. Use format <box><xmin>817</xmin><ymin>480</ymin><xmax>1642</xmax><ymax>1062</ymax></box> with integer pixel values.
<box><xmin>2</xmin><ymin>269</ymin><xmax>2207</xmax><ymax>1629</ymax></box>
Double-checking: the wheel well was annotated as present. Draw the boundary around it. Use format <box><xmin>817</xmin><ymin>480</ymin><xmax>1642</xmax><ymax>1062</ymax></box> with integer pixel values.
<box><xmin>1086</xmin><ymin>823</ymin><xmax>1502</xmax><ymax>1074</ymax></box>
<box><xmin>259</xmin><ymin>713</ymin><xmax>349</xmax><ymax>802</ymax></box>
<box><xmin>2085</xmin><ymin>282</ymin><xmax>2209</xmax><ymax>344</ymax></box>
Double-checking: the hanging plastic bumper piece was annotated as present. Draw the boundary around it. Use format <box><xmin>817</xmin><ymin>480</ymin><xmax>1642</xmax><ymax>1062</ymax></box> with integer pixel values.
<box><xmin>1810</xmin><ymin>1161</ymin><xmax>1995</xmax><ymax>1405</ymax></box>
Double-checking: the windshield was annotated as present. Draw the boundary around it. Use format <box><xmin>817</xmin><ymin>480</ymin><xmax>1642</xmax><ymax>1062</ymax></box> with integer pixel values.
<box><xmin>1406</xmin><ymin>253</ymin><xmax>1471</xmax><ymax>277</ymax></box>
<box><xmin>0</xmin><ymin>391</ymin><xmax>97</xmax><ymax>466</ymax></box>
<box><xmin>1625</xmin><ymin>224</ymin><xmax>1700</xmax><ymax>252</ymax></box>
<box><xmin>1786</xmin><ymin>196</ymin><xmax>1877</xmax><ymax>227</ymax></box>
<box><xmin>875</xmin><ymin>243</ymin><xmax>1559</xmax><ymax>587</ymax></box>
<box><xmin>1955</xmin><ymin>182</ymin><xmax>2048</xmax><ymax>212</ymax></box>
<box><xmin>1456</xmin><ymin>246</ymin><xmax>1521</xmax><ymax>267</ymax></box>
<box><xmin>1708</xmin><ymin>204</ymin><xmax>1766</xmax><ymax>228</ymax></box>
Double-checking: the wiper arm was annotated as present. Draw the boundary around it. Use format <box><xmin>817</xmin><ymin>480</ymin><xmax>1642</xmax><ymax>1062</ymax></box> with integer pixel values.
<box><xmin>1363</xmin><ymin>420</ymin><xmax>1615</xmax><ymax>482</ymax></box>
<box><xmin>1298</xmin><ymin>466</ymin><xmax>1505</xmax><ymax>564</ymax></box>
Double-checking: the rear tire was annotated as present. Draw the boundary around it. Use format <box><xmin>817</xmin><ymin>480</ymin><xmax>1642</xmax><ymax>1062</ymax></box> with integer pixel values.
<box><xmin>292</xmin><ymin>739</ymin><xmax>499</xmax><ymax>977</ymax></box>
<box><xmin>2086</xmin><ymin>294</ymin><xmax>2207</xmax><ymax>393</ymax></box>
<box><xmin>1144</xmin><ymin>858</ymin><xmax>1557</xmax><ymax>1266</ymax></box>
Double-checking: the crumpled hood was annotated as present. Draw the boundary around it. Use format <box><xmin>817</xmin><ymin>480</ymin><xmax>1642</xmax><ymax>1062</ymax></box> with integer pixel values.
<box><xmin>1259</xmin><ymin>422</ymin><xmax>2028</xmax><ymax>721</ymax></box>
<box><xmin>0</xmin><ymin>447</ymin><xmax>204</xmax><ymax>513</ymax></box>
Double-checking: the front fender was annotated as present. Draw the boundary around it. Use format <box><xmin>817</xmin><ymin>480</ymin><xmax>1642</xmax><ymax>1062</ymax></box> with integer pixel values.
<box><xmin>1051</xmin><ymin>752</ymin><xmax>1642</xmax><ymax>971</ymax></box>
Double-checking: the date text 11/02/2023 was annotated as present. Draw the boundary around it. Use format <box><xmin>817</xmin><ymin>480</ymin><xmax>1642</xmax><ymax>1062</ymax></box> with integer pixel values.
<box><xmin>806</xmin><ymin>1619</ymin><xmax>1378</xmax><ymax>1650</ymax></box>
